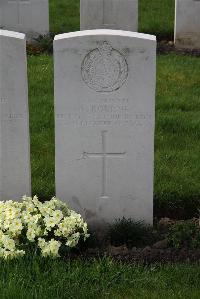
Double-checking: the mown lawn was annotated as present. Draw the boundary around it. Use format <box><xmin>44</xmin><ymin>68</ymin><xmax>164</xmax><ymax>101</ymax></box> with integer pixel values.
<box><xmin>2</xmin><ymin>2</ymin><xmax>200</xmax><ymax>298</ymax></box>
<box><xmin>155</xmin><ymin>54</ymin><xmax>200</xmax><ymax>217</ymax></box>
<box><xmin>0</xmin><ymin>257</ymin><xmax>199</xmax><ymax>298</ymax></box>
<box><xmin>49</xmin><ymin>0</ymin><xmax>175</xmax><ymax>39</ymax></box>
<box><xmin>28</xmin><ymin>53</ymin><xmax>200</xmax><ymax>217</ymax></box>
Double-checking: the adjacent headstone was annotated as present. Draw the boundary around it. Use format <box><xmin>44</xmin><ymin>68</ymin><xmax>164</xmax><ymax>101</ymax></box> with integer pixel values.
<box><xmin>0</xmin><ymin>30</ymin><xmax>31</xmax><ymax>200</ymax></box>
<box><xmin>0</xmin><ymin>0</ymin><xmax>49</xmax><ymax>38</ymax></box>
<box><xmin>175</xmin><ymin>0</ymin><xmax>200</xmax><ymax>49</ymax></box>
<box><xmin>80</xmin><ymin>0</ymin><xmax>138</xmax><ymax>31</ymax></box>
<box><xmin>54</xmin><ymin>30</ymin><xmax>156</xmax><ymax>226</ymax></box>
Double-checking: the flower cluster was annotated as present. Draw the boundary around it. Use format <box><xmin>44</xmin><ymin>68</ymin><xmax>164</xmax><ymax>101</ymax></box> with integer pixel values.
<box><xmin>0</xmin><ymin>196</ymin><xmax>89</xmax><ymax>259</ymax></box>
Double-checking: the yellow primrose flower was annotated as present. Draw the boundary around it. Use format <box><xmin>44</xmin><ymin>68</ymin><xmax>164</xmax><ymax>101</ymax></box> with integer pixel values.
<box><xmin>44</xmin><ymin>216</ymin><xmax>57</xmax><ymax>228</ymax></box>
<box><xmin>2</xmin><ymin>236</ymin><xmax>15</xmax><ymax>251</ymax></box>
<box><xmin>0</xmin><ymin>196</ymin><xmax>89</xmax><ymax>259</ymax></box>
<box><xmin>52</xmin><ymin>210</ymin><xmax>63</xmax><ymax>223</ymax></box>
<box><xmin>9</xmin><ymin>219</ymin><xmax>23</xmax><ymax>235</ymax></box>
<box><xmin>26</xmin><ymin>229</ymin><xmax>36</xmax><ymax>242</ymax></box>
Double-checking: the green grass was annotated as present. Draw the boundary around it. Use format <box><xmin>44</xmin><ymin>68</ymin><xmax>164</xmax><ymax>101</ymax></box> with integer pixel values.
<box><xmin>155</xmin><ymin>54</ymin><xmax>200</xmax><ymax>217</ymax></box>
<box><xmin>0</xmin><ymin>257</ymin><xmax>199</xmax><ymax>298</ymax></box>
<box><xmin>28</xmin><ymin>53</ymin><xmax>200</xmax><ymax>217</ymax></box>
<box><xmin>28</xmin><ymin>55</ymin><xmax>54</xmax><ymax>199</ymax></box>
<box><xmin>139</xmin><ymin>0</ymin><xmax>175</xmax><ymax>39</ymax></box>
<box><xmin>49</xmin><ymin>0</ymin><xmax>175</xmax><ymax>39</ymax></box>
<box><xmin>49</xmin><ymin>0</ymin><xmax>80</xmax><ymax>33</ymax></box>
<box><xmin>3</xmin><ymin>3</ymin><xmax>200</xmax><ymax>297</ymax></box>
<box><xmin>28</xmin><ymin>0</ymin><xmax>200</xmax><ymax>217</ymax></box>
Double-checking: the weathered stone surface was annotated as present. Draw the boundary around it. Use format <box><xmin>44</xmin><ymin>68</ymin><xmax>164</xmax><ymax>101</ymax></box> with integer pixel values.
<box><xmin>54</xmin><ymin>29</ymin><xmax>156</xmax><ymax>227</ymax></box>
<box><xmin>175</xmin><ymin>0</ymin><xmax>200</xmax><ymax>49</ymax></box>
<box><xmin>108</xmin><ymin>245</ymin><xmax>129</xmax><ymax>256</ymax></box>
<box><xmin>0</xmin><ymin>30</ymin><xmax>31</xmax><ymax>200</ymax></box>
<box><xmin>80</xmin><ymin>0</ymin><xmax>138</xmax><ymax>31</ymax></box>
<box><xmin>0</xmin><ymin>0</ymin><xmax>49</xmax><ymax>38</ymax></box>
<box><xmin>152</xmin><ymin>239</ymin><xmax>168</xmax><ymax>249</ymax></box>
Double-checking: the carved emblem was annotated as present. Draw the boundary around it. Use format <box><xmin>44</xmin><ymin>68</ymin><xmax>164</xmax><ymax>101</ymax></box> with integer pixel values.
<box><xmin>81</xmin><ymin>41</ymin><xmax>128</xmax><ymax>92</ymax></box>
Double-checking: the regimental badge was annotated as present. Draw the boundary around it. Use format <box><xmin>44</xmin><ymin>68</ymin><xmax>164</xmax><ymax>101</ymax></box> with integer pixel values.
<box><xmin>81</xmin><ymin>41</ymin><xmax>128</xmax><ymax>92</ymax></box>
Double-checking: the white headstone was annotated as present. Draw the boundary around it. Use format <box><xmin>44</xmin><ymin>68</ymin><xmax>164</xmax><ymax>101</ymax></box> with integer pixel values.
<box><xmin>0</xmin><ymin>30</ymin><xmax>31</xmax><ymax>200</ymax></box>
<box><xmin>54</xmin><ymin>30</ymin><xmax>156</xmax><ymax>226</ymax></box>
<box><xmin>0</xmin><ymin>0</ymin><xmax>49</xmax><ymax>38</ymax></box>
<box><xmin>175</xmin><ymin>0</ymin><xmax>200</xmax><ymax>49</ymax></box>
<box><xmin>80</xmin><ymin>0</ymin><xmax>138</xmax><ymax>31</ymax></box>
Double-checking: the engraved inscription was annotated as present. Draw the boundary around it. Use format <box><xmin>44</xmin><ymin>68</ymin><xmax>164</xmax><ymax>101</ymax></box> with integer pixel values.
<box><xmin>82</xmin><ymin>130</ymin><xmax>126</xmax><ymax>198</ymax></box>
<box><xmin>2</xmin><ymin>113</ymin><xmax>25</xmax><ymax>121</ymax></box>
<box><xmin>56</xmin><ymin>97</ymin><xmax>152</xmax><ymax>127</ymax></box>
<box><xmin>81</xmin><ymin>41</ymin><xmax>128</xmax><ymax>92</ymax></box>
<box><xmin>0</xmin><ymin>98</ymin><xmax>7</xmax><ymax>103</ymax></box>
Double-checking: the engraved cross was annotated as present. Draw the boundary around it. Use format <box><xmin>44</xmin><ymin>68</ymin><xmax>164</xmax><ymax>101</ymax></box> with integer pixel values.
<box><xmin>83</xmin><ymin>130</ymin><xmax>126</xmax><ymax>198</ymax></box>
<box><xmin>8</xmin><ymin>0</ymin><xmax>29</xmax><ymax>25</ymax></box>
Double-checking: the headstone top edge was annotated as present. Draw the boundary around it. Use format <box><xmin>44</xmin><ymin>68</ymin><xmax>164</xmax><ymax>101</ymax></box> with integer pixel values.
<box><xmin>0</xmin><ymin>29</ymin><xmax>25</xmax><ymax>40</ymax></box>
<box><xmin>54</xmin><ymin>29</ymin><xmax>156</xmax><ymax>42</ymax></box>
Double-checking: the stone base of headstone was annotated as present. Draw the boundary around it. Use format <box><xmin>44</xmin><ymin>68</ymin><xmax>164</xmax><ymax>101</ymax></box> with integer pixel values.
<box><xmin>175</xmin><ymin>0</ymin><xmax>200</xmax><ymax>49</ymax></box>
<box><xmin>175</xmin><ymin>33</ymin><xmax>200</xmax><ymax>50</ymax></box>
